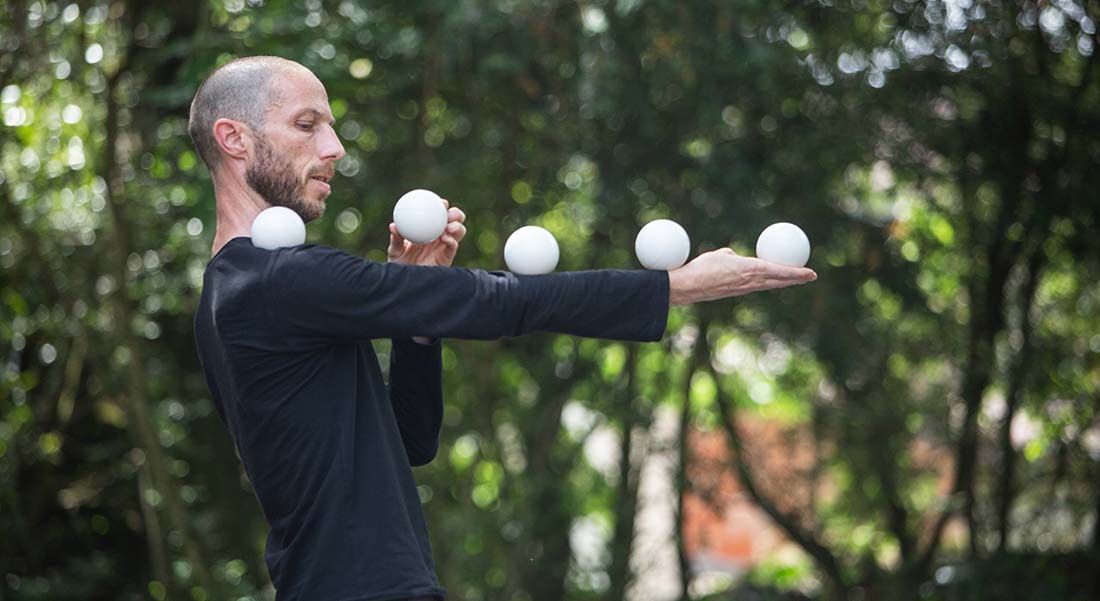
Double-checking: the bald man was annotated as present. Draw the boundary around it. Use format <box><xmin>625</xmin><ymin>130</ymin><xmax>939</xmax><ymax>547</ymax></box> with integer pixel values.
<box><xmin>190</xmin><ymin>56</ymin><xmax>815</xmax><ymax>601</ymax></box>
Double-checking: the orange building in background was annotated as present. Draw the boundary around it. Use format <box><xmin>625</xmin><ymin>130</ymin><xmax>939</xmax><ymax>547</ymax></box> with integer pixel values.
<box><xmin>681</xmin><ymin>417</ymin><xmax>815</xmax><ymax>576</ymax></box>
<box><xmin>680</xmin><ymin>415</ymin><xmax>956</xmax><ymax>580</ymax></box>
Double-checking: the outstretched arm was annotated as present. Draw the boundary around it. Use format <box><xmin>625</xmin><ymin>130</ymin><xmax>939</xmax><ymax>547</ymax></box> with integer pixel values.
<box><xmin>272</xmin><ymin>243</ymin><xmax>814</xmax><ymax>347</ymax></box>
<box><xmin>272</xmin><ymin>192</ymin><xmax>815</xmax><ymax>346</ymax></box>
<box><xmin>272</xmin><ymin>226</ymin><xmax>671</xmax><ymax>345</ymax></box>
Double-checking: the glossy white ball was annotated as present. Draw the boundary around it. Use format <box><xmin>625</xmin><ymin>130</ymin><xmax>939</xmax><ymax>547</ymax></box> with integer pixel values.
<box><xmin>393</xmin><ymin>189</ymin><xmax>448</xmax><ymax>244</ymax></box>
<box><xmin>504</xmin><ymin>226</ymin><xmax>560</xmax><ymax>275</ymax></box>
<box><xmin>756</xmin><ymin>222</ymin><xmax>811</xmax><ymax>267</ymax></box>
<box><xmin>635</xmin><ymin>219</ymin><xmax>691</xmax><ymax>270</ymax></box>
<box><xmin>251</xmin><ymin>206</ymin><xmax>306</xmax><ymax>250</ymax></box>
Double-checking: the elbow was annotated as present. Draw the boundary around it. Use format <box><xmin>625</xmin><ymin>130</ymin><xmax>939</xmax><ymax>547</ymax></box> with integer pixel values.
<box><xmin>408</xmin><ymin>441</ymin><xmax>440</xmax><ymax>467</ymax></box>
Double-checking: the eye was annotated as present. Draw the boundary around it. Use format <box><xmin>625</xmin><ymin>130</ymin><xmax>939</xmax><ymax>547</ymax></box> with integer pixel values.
<box><xmin>296</xmin><ymin>122</ymin><xmax>315</xmax><ymax>131</ymax></box>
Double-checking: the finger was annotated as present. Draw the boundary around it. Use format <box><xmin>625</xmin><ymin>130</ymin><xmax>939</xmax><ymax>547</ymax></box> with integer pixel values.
<box><xmin>790</xmin><ymin>268</ymin><xmax>817</xmax><ymax>282</ymax></box>
<box><xmin>389</xmin><ymin>223</ymin><xmax>405</xmax><ymax>241</ymax></box>
<box><xmin>762</xmin><ymin>267</ymin><xmax>816</xmax><ymax>283</ymax></box>
<box><xmin>445</xmin><ymin>222</ymin><xmax>467</xmax><ymax>240</ymax></box>
<box><xmin>440</xmin><ymin>235</ymin><xmax>459</xmax><ymax>252</ymax></box>
<box><xmin>766</xmin><ymin>272</ymin><xmax>816</xmax><ymax>286</ymax></box>
<box><xmin>388</xmin><ymin>223</ymin><xmax>406</xmax><ymax>250</ymax></box>
<box><xmin>447</xmin><ymin>207</ymin><xmax>466</xmax><ymax>223</ymax></box>
<box><xmin>757</xmin><ymin>260</ymin><xmax>816</xmax><ymax>281</ymax></box>
<box><xmin>761</xmin><ymin>271</ymin><xmax>815</xmax><ymax>288</ymax></box>
<box><xmin>441</xmin><ymin>198</ymin><xmax>450</xmax><ymax>209</ymax></box>
<box><xmin>760</xmin><ymin>277</ymin><xmax>802</xmax><ymax>288</ymax></box>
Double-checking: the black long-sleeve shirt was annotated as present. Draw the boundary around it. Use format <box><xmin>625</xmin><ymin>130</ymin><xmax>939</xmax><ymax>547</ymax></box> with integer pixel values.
<box><xmin>193</xmin><ymin>237</ymin><xmax>670</xmax><ymax>601</ymax></box>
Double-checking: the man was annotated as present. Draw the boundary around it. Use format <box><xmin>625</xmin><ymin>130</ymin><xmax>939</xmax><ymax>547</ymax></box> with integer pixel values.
<box><xmin>189</xmin><ymin>56</ymin><xmax>815</xmax><ymax>601</ymax></box>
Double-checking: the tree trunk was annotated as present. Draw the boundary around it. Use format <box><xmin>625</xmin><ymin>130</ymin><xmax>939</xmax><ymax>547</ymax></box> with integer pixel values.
<box><xmin>137</xmin><ymin>460</ymin><xmax>171</xmax><ymax>588</ymax></box>
<box><xmin>520</xmin><ymin>349</ymin><xmax>595</xmax><ymax>601</ymax></box>
<box><xmin>995</xmin><ymin>252</ymin><xmax>1043</xmax><ymax>551</ymax></box>
<box><xmin>99</xmin><ymin>59</ymin><xmax>217</xmax><ymax>598</ymax></box>
<box><xmin>917</xmin><ymin>138</ymin><xmax>1021</xmax><ymax>572</ymax></box>
<box><xmin>675</xmin><ymin>325</ymin><xmax>705</xmax><ymax>601</ymax></box>
<box><xmin>1093</xmin><ymin>450</ymin><xmax>1100</xmax><ymax>554</ymax></box>
<box><xmin>668</xmin><ymin>350</ymin><xmax>695</xmax><ymax>598</ymax></box>
<box><xmin>608</xmin><ymin>346</ymin><xmax>643</xmax><ymax>601</ymax></box>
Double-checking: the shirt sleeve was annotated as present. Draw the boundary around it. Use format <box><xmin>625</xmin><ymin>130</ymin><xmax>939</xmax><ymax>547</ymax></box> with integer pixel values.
<box><xmin>387</xmin><ymin>337</ymin><xmax>444</xmax><ymax>466</ymax></box>
<box><xmin>270</xmin><ymin>243</ymin><xmax>670</xmax><ymax>348</ymax></box>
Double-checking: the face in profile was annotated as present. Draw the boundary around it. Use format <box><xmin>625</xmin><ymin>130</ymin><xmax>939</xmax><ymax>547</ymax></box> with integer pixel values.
<box><xmin>245</xmin><ymin>134</ymin><xmax>323</xmax><ymax>221</ymax></box>
<box><xmin>244</xmin><ymin>67</ymin><xmax>344</xmax><ymax>223</ymax></box>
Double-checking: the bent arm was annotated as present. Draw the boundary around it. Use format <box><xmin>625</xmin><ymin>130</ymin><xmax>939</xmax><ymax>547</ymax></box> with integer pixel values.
<box><xmin>387</xmin><ymin>337</ymin><xmax>443</xmax><ymax>466</ymax></box>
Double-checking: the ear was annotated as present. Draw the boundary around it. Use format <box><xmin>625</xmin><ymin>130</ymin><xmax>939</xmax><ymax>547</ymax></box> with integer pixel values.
<box><xmin>212</xmin><ymin>118</ymin><xmax>251</xmax><ymax>162</ymax></box>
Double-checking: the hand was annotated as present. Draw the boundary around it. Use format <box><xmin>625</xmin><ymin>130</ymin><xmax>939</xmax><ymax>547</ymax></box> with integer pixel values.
<box><xmin>667</xmin><ymin>248</ymin><xmax>817</xmax><ymax>306</ymax></box>
<box><xmin>387</xmin><ymin>200</ymin><xmax>467</xmax><ymax>267</ymax></box>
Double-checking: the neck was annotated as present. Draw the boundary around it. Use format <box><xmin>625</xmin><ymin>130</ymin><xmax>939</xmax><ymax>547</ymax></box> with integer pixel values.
<box><xmin>211</xmin><ymin>168</ymin><xmax>270</xmax><ymax>256</ymax></box>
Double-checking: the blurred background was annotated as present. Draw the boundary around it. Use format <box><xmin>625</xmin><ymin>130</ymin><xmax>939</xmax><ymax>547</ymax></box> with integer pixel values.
<box><xmin>2</xmin><ymin>0</ymin><xmax>1100</xmax><ymax>600</ymax></box>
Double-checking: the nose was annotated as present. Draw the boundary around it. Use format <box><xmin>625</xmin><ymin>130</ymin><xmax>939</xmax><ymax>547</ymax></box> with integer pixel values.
<box><xmin>320</xmin><ymin>123</ymin><xmax>346</xmax><ymax>162</ymax></box>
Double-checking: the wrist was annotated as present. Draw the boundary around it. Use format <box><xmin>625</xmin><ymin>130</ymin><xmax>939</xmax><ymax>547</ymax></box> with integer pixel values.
<box><xmin>668</xmin><ymin>269</ymin><xmax>693</xmax><ymax>306</ymax></box>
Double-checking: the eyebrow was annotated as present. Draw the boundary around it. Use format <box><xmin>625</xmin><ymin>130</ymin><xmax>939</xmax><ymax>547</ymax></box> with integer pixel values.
<box><xmin>294</xmin><ymin>108</ymin><xmax>335</xmax><ymax>125</ymax></box>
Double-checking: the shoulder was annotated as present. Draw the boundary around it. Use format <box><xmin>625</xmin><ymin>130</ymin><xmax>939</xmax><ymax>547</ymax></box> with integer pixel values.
<box><xmin>271</xmin><ymin>242</ymin><xmax>353</xmax><ymax>266</ymax></box>
<box><xmin>268</xmin><ymin>243</ymin><xmax>388</xmax><ymax>298</ymax></box>
<box><xmin>200</xmin><ymin>240</ymin><xmax>360</xmax><ymax>305</ymax></box>
<box><xmin>270</xmin><ymin>243</ymin><xmax>374</xmax><ymax>278</ymax></box>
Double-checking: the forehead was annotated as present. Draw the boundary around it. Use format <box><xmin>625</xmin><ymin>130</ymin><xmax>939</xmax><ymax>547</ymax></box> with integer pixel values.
<box><xmin>267</xmin><ymin>67</ymin><xmax>332</xmax><ymax>119</ymax></box>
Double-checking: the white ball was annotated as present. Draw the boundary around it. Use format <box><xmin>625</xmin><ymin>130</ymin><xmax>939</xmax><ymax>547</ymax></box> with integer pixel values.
<box><xmin>635</xmin><ymin>219</ymin><xmax>691</xmax><ymax>270</ymax></box>
<box><xmin>393</xmin><ymin>189</ymin><xmax>448</xmax><ymax>244</ymax></box>
<box><xmin>251</xmin><ymin>206</ymin><xmax>306</xmax><ymax>250</ymax></box>
<box><xmin>756</xmin><ymin>222</ymin><xmax>811</xmax><ymax>267</ymax></box>
<box><xmin>504</xmin><ymin>226</ymin><xmax>560</xmax><ymax>275</ymax></box>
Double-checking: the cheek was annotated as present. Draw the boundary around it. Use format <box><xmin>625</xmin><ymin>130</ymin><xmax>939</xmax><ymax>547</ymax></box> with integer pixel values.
<box><xmin>294</xmin><ymin>142</ymin><xmax>315</xmax><ymax>166</ymax></box>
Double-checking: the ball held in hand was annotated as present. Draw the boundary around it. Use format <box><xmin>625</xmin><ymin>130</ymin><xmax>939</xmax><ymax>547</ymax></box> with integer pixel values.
<box><xmin>393</xmin><ymin>189</ymin><xmax>448</xmax><ymax>244</ymax></box>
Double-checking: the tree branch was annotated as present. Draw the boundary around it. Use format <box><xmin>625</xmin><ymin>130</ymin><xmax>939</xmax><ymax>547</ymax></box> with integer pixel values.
<box><xmin>711</xmin><ymin>365</ymin><xmax>849</xmax><ymax>592</ymax></box>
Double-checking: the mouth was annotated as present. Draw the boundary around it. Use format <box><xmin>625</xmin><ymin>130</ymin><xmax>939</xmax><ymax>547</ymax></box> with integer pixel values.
<box><xmin>309</xmin><ymin>172</ymin><xmax>333</xmax><ymax>193</ymax></box>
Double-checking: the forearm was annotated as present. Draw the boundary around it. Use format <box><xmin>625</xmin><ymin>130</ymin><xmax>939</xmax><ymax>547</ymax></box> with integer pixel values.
<box><xmin>388</xmin><ymin>338</ymin><xmax>444</xmax><ymax>466</ymax></box>
<box><xmin>503</xmin><ymin>269</ymin><xmax>670</xmax><ymax>341</ymax></box>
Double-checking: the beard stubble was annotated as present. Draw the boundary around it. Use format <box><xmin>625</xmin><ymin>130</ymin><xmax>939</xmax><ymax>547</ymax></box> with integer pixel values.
<box><xmin>245</xmin><ymin>134</ymin><xmax>324</xmax><ymax>223</ymax></box>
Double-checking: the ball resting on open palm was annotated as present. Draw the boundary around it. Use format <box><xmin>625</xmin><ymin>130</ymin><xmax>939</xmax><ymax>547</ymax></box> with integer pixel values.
<box><xmin>756</xmin><ymin>222</ymin><xmax>810</xmax><ymax>267</ymax></box>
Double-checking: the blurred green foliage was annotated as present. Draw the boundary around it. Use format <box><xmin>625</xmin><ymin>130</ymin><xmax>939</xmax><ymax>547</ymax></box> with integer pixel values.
<box><xmin>2</xmin><ymin>0</ymin><xmax>1100</xmax><ymax>600</ymax></box>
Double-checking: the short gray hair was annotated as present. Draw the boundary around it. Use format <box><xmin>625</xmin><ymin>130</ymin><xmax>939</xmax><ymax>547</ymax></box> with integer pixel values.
<box><xmin>188</xmin><ymin>56</ymin><xmax>300</xmax><ymax>170</ymax></box>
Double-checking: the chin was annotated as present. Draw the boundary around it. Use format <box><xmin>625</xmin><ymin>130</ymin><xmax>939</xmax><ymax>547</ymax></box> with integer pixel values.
<box><xmin>303</xmin><ymin>202</ymin><xmax>326</xmax><ymax>223</ymax></box>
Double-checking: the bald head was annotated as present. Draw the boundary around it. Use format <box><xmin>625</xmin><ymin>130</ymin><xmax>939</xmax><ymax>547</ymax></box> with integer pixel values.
<box><xmin>188</xmin><ymin>56</ymin><xmax>306</xmax><ymax>170</ymax></box>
